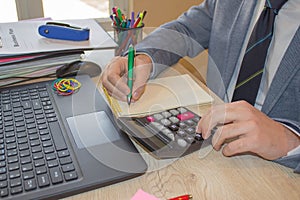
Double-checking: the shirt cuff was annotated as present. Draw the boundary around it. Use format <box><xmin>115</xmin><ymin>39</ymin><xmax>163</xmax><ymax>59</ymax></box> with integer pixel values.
<box><xmin>274</xmin><ymin>119</ymin><xmax>300</xmax><ymax>157</ymax></box>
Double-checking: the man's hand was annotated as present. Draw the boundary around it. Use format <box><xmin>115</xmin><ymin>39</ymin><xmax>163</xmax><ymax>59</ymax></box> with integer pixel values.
<box><xmin>101</xmin><ymin>54</ymin><xmax>153</xmax><ymax>102</ymax></box>
<box><xmin>197</xmin><ymin>100</ymin><xmax>300</xmax><ymax>160</ymax></box>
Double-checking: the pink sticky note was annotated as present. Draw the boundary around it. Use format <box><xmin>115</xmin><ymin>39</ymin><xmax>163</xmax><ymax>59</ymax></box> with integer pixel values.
<box><xmin>131</xmin><ymin>189</ymin><xmax>160</xmax><ymax>200</ymax></box>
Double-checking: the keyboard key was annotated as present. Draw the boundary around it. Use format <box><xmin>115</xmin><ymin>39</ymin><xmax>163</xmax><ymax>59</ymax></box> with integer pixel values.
<box><xmin>58</xmin><ymin>150</ymin><xmax>70</xmax><ymax>158</ymax></box>
<box><xmin>21</xmin><ymin>163</ymin><xmax>33</xmax><ymax>172</ymax></box>
<box><xmin>34</xmin><ymin>159</ymin><xmax>45</xmax><ymax>167</ymax></box>
<box><xmin>23</xmin><ymin>171</ymin><xmax>35</xmax><ymax>180</ymax></box>
<box><xmin>7</xmin><ymin>156</ymin><xmax>18</xmax><ymax>164</ymax></box>
<box><xmin>45</xmin><ymin>153</ymin><xmax>56</xmax><ymax>161</ymax></box>
<box><xmin>0</xmin><ymin>188</ymin><xmax>8</xmax><ymax>197</ymax></box>
<box><xmin>8</xmin><ymin>163</ymin><xmax>19</xmax><ymax>171</ymax></box>
<box><xmin>60</xmin><ymin>157</ymin><xmax>72</xmax><ymax>165</ymax></box>
<box><xmin>20</xmin><ymin>156</ymin><xmax>31</xmax><ymax>165</ymax></box>
<box><xmin>37</xmin><ymin>174</ymin><xmax>50</xmax><ymax>187</ymax></box>
<box><xmin>64</xmin><ymin>171</ymin><xmax>78</xmax><ymax>181</ymax></box>
<box><xmin>36</xmin><ymin>166</ymin><xmax>47</xmax><ymax>175</ymax></box>
<box><xmin>48</xmin><ymin>159</ymin><xmax>59</xmax><ymax>168</ymax></box>
<box><xmin>10</xmin><ymin>177</ymin><xmax>22</xmax><ymax>187</ymax></box>
<box><xmin>0</xmin><ymin>162</ymin><xmax>5</xmax><ymax>168</ymax></box>
<box><xmin>0</xmin><ymin>174</ymin><xmax>7</xmax><ymax>181</ymax></box>
<box><xmin>9</xmin><ymin>170</ymin><xmax>20</xmax><ymax>179</ymax></box>
<box><xmin>11</xmin><ymin>186</ymin><xmax>23</xmax><ymax>195</ymax></box>
<box><xmin>49</xmin><ymin>167</ymin><xmax>63</xmax><ymax>184</ymax></box>
<box><xmin>0</xmin><ymin>180</ymin><xmax>8</xmax><ymax>188</ymax></box>
<box><xmin>24</xmin><ymin>179</ymin><xmax>37</xmax><ymax>191</ymax></box>
<box><xmin>62</xmin><ymin>164</ymin><xmax>75</xmax><ymax>173</ymax></box>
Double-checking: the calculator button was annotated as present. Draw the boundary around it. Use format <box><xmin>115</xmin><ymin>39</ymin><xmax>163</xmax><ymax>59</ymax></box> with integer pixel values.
<box><xmin>168</xmin><ymin>124</ymin><xmax>179</xmax><ymax>131</ymax></box>
<box><xmin>185</xmin><ymin>120</ymin><xmax>195</xmax><ymax>126</ymax></box>
<box><xmin>161</xmin><ymin>111</ymin><xmax>172</xmax><ymax>118</ymax></box>
<box><xmin>177</xmin><ymin>139</ymin><xmax>188</xmax><ymax>147</ymax></box>
<box><xmin>178</xmin><ymin>122</ymin><xmax>187</xmax><ymax>129</ymax></box>
<box><xmin>193</xmin><ymin>116</ymin><xmax>201</xmax><ymax>123</ymax></box>
<box><xmin>185</xmin><ymin>135</ymin><xmax>195</xmax><ymax>144</ymax></box>
<box><xmin>177</xmin><ymin>112</ymin><xmax>195</xmax><ymax>121</ymax></box>
<box><xmin>177</xmin><ymin>130</ymin><xmax>187</xmax><ymax>137</ymax></box>
<box><xmin>153</xmin><ymin>114</ymin><xmax>163</xmax><ymax>121</ymax></box>
<box><xmin>195</xmin><ymin>134</ymin><xmax>203</xmax><ymax>141</ymax></box>
<box><xmin>146</xmin><ymin>116</ymin><xmax>155</xmax><ymax>122</ymax></box>
<box><xmin>177</xmin><ymin>107</ymin><xmax>187</xmax><ymax>113</ymax></box>
<box><xmin>167</xmin><ymin>133</ymin><xmax>175</xmax><ymax>141</ymax></box>
<box><xmin>169</xmin><ymin>109</ymin><xmax>179</xmax><ymax>116</ymax></box>
<box><xmin>169</xmin><ymin>116</ymin><xmax>179</xmax><ymax>124</ymax></box>
<box><xmin>160</xmin><ymin>119</ymin><xmax>171</xmax><ymax>126</ymax></box>
<box><xmin>149</xmin><ymin>122</ymin><xmax>164</xmax><ymax>132</ymax></box>
<box><xmin>186</xmin><ymin>127</ymin><xmax>195</xmax><ymax>135</ymax></box>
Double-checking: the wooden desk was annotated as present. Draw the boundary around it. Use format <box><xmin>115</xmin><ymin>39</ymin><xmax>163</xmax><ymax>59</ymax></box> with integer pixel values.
<box><xmin>64</xmin><ymin>61</ymin><xmax>300</xmax><ymax>200</ymax></box>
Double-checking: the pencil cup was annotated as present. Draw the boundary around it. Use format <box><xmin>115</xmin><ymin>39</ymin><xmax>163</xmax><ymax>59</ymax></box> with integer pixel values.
<box><xmin>113</xmin><ymin>24</ymin><xmax>144</xmax><ymax>56</ymax></box>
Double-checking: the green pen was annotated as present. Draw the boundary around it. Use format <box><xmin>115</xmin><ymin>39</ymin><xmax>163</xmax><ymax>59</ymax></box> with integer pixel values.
<box><xmin>127</xmin><ymin>44</ymin><xmax>135</xmax><ymax>105</ymax></box>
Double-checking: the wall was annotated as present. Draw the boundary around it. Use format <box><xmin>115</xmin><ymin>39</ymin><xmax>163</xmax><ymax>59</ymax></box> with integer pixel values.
<box><xmin>132</xmin><ymin>0</ymin><xmax>203</xmax><ymax>28</ymax></box>
<box><xmin>132</xmin><ymin>0</ymin><xmax>208</xmax><ymax>82</ymax></box>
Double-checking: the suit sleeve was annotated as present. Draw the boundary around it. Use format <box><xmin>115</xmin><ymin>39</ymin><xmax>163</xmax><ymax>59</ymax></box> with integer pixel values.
<box><xmin>273</xmin><ymin>118</ymin><xmax>300</xmax><ymax>174</ymax></box>
<box><xmin>135</xmin><ymin>0</ymin><xmax>216</xmax><ymax>77</ymax></box>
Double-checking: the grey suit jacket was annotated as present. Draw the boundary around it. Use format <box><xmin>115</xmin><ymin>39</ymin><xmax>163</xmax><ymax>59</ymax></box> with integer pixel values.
<box><xmin>135</xmin><ymin>0</ymin><xmax>300</xmax><ymax>173</ymax></box>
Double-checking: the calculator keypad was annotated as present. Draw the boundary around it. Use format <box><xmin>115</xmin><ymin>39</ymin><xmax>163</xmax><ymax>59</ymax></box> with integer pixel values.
<box><xmin>134</xmin><ymin>107</ymin><xmax>203</xmax><ymax>148</ymax></box>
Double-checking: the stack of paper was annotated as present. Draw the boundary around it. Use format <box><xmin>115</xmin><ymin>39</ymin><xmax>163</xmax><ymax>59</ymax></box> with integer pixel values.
<box><xmin>101</xmin><ymin>74</ymin><xmax>214</xmax><ymax>117</ymax></box>
<box><xmin>0</xmin><ymin>19</ymin><xmax>117</xmax><ymax>87</ymax></box>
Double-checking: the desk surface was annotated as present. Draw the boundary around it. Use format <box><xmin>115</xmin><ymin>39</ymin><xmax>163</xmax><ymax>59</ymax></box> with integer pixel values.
<box><xmin>64</xmin><ymin>61</ymin><xmax>299</xmax><ymax>200</ymax></box>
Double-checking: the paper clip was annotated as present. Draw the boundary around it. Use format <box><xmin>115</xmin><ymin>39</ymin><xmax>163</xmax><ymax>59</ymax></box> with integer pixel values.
<box><xmin>38</xmin><ymin>22</ymin><xmax>90</xmax><ymax>41</ymax></box>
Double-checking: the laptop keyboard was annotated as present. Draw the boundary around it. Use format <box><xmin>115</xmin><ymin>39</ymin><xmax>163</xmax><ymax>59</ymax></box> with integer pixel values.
<box><xmin>0</xmin><ymin>85</ymin><xmax>78</xmax><ymax>198</ymax></box>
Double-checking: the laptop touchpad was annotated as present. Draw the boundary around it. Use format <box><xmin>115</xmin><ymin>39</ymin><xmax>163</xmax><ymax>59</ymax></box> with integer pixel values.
<box><xmin>66</xmin><ymin>111</ymin><xmax>120</xmax><ymax>149</ymax></box>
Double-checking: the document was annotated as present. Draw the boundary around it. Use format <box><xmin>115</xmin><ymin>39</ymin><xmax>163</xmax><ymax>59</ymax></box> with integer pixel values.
<box><xmin>0</xmin><ymin>19</ymin><xmax>117</xmax><ymax>56</ymax></box>
<box><xmin>102</xmin><ymin>74</ymin><xmax>214</xmax><ymax>117</ymax></box>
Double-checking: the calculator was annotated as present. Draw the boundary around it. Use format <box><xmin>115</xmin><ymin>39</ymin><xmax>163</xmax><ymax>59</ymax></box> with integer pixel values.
<box><xmin>117</xmin><ymin>107</ymin><xmax>206</xmax><ymax>159</ymax></box>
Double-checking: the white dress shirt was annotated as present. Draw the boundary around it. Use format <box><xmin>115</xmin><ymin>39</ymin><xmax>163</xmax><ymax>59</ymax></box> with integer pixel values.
<box><xmin>226</xmin><ymin>0</ymin><xmax>300</xmax><ymax>155</ymax></box>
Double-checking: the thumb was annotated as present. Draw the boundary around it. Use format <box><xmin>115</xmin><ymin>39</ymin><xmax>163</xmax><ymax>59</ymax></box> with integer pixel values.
<box><xmin>131</xmin><ymin>56</ymin><xmax>152</xmax><ymax>101</ymax></box>
<box><xmin>132</xmin><ymin>85</ymin><xmax>146</xmax><ymax>101</ymax></box>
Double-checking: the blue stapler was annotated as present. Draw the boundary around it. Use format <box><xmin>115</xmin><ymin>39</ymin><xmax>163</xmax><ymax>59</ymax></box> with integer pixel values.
<box><xmin>38</xmin><ymin>22</ymin><xmax>90</xmax><ymax>41</ymax></box>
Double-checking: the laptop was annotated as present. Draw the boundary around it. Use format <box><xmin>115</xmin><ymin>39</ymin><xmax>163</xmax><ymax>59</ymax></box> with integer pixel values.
<box><xmin>0</xmin><ymin>75</ymin><xmax>147</xmax><ymax>200</ymax></box>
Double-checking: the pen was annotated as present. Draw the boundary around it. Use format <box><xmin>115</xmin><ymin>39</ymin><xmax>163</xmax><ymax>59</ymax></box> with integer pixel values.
<box><xmin>168</xmin><ymin>194</ymin><xmax>193</xmax><ymax>200</ymax></box>
<box><xmin>130</xmin><ymin>11</ymin><xmax>135</xmax><ymax>28</ymax></box>
<box><xmin>117</xmin><ymin>8</ymin><xmax>123</xmax><ymax>23</ymax></box>
<box><xmin>127</xmin><ymin>44</ymin><xmax>135</xmax><ymax>105</ymax></box>
<box><xmin>133</xmin><ymin>17</ymin><xmax>141</xmax><ymax>28</ymax></box>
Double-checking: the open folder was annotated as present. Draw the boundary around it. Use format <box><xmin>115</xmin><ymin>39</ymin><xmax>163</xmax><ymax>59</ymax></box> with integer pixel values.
<box><xmin>101</xmin><ymin>74</ymin><xmax>214</xmax><ymax>117</ymax></box>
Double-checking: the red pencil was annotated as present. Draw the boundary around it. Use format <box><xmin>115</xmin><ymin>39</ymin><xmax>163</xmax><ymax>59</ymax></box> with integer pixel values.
<box><xmin>168</xmin><ymin>194</ymin><xmax>193</xmax><ymax>200</ymax></box>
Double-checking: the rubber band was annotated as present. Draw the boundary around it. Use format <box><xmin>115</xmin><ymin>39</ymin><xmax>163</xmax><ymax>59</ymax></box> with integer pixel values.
<box><xmin>52</xmin><ymin>78</ymin><xmax>81</xmax><ymax>96</ymax></box>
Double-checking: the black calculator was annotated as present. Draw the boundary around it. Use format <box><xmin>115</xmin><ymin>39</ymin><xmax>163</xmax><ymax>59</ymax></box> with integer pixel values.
<box><xmin>117</xmin><ymin>107</ymin><xmax>206</xmax><ymax>159</ymax></box>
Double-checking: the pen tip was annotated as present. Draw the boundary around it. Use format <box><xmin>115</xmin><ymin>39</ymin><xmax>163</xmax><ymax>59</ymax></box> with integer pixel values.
<box><xmin>127</xmin><ymin>97</ymin><xmax>131</xmax><ymax>106</ymax></box>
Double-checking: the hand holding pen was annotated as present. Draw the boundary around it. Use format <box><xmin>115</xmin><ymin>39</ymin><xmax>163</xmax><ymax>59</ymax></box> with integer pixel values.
<box><xmin>101</xmin><ymin>54</ymin><xmax>152</xmax><ymax>105</ymax></box>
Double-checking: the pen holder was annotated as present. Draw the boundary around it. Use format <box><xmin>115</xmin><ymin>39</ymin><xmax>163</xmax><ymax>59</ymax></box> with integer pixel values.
<box><xmin>113</xmin><ymin>24</ymin><xmax>144</xmax><ymax>56</ymax></box>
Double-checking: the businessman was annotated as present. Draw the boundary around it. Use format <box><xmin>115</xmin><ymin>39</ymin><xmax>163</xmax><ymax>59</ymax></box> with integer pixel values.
<box><xmin>101</xmin><ymin>0</ymin><xmax>300</xmax><ymax>173</ymax></box>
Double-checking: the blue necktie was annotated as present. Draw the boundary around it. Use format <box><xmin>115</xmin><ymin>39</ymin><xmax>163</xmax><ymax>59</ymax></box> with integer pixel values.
<box><xmin>232</xmin><ymin>0</ymin><xmax>288</xmax><ymax>105</ymax></box>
